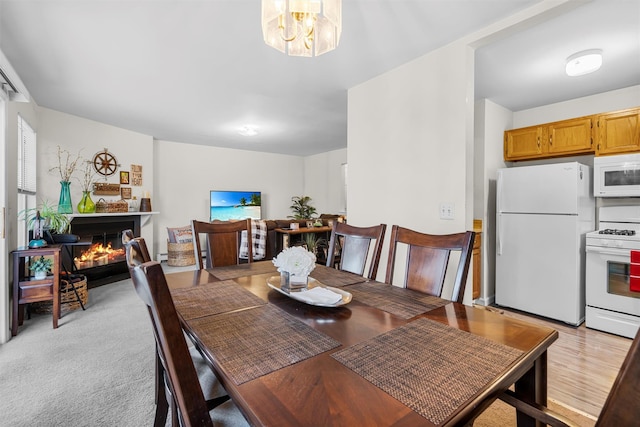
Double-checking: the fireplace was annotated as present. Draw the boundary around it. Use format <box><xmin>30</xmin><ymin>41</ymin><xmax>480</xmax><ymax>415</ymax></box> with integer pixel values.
<box><xmin>65</xmin><ymin>215</ymin><xmax>141</xmax><ymax>288</ymax></box>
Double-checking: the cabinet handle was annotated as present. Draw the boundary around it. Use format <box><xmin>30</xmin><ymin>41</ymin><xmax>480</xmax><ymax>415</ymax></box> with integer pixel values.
<box><xmin>537</xmin><ymin>137</ymin><xmax>540</xmax><ymax>148</ymax></box>
<box><xmin>549</xmin><ymin>135</ymin><xmax>553</xmax><ymax>146</ymax></box>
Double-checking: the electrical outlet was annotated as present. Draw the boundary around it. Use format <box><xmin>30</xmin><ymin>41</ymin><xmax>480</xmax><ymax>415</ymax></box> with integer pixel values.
<box><xmin>439</xmin><ymin>203</ymin><xmax>455</xmax><ymax>220</ymax></box>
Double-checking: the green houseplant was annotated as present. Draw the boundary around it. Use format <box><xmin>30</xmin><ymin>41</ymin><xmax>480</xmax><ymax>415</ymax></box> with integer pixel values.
<box><xmin>19</xmin><ymin>199</ymin><xmax>72</xmax><ymax>235</ymax></box>
<box><xmin>288</xmin><ymin>196</ymin><xmax>317</xmax><ymax>220</ymax></box>
<box><xmin>302</xmin><ymin>232</ymin><xmax>326</xmax><ymax>257</ymax></box>
<box><xmin>29</xmin><ymin>255</ymin><xmax>54</xmax><ymax>279</ymax></box>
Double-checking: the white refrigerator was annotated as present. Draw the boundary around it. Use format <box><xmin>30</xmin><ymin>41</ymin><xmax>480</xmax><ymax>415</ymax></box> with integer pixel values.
<box><xmin>495</xmin><ymin>162</ymin><xmax>594</xmax><ymax>325</ymax></box>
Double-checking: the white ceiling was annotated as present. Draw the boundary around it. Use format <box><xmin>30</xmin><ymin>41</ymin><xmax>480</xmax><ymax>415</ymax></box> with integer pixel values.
<box><xmin>1</xmin><ymin>0</ymin><xmax>638</xmax><ymax>156</ymax></box>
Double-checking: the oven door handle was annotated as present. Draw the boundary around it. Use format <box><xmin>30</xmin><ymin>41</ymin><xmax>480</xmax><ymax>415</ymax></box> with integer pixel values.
<box><xmin>586</xmin><ymin>246</ymin><xmax>630</xmax><ymax>256</ymax></box>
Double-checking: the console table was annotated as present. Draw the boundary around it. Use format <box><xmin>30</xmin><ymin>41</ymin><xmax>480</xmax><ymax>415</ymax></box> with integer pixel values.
<box><xmin>11</xmin><ymin>246</ymin><xmax>61</xmax><ymax>336</ymax></box>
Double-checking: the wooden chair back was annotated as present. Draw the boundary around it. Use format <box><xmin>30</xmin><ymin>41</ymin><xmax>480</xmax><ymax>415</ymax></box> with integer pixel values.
<box><xmin>385</xmin><ymin>225</ymin><xmax>475</xmax><ymax>303</ymax></box>
<box><xmin>325</xmin><ymin>222</ymin><xmax>386</xmax><ymax>280</ymax></box>
<box><xmin>122</xmin><ymin>229</ymin><xmax>152</xmax><ymax>268</ymax></box>
<box><xmin>498</xmin><ymin>327</ymin><xmax>640</xmax><ymax>426</ymax></box>
<box><xmin>127</xmin><ymin>259</ymin><xmax>213</xmax><ymax>427</ymax></box>
<box><xmin>595</xmin><ymin>327</ymin><xmax>640</xmax><ymax>426</ymax></box>
<box><xmin>191</xmin><ymin>219</ymin><xmax>252</xmax><ymax>269</ymax></box>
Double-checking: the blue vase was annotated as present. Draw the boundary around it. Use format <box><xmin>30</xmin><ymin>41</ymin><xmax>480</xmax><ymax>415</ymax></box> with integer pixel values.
<box><xmin>58</xmin><ymin>180</ymin><xmax>73</xmax><ymax>214</ymax></box>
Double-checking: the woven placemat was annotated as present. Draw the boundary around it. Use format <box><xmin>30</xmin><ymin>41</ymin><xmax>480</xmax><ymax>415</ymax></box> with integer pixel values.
<box><xmin>208</xmin><ymin>261</ymin><xmax>277</xmax><ymax>280</ymax></box>
<box><xmin>309</xmin><ymin>265</ymin><xmax>367</xmax><ymax>287</ymax></box>
<box><xmin>347</xmin><ymin>282</ymin><xmax>449</xmax><ymax>319</ymax></box>
<box><xmin>331</xmin><ymin>318</ymin><xmax>524</xmax><ymax>425</ymax></box>
<box><xmin>188</xmin><ymin>304</ymin><xmax>341</xmax><ymax>385</ymax></box>
<box><xmin>171</xmin><ymin>280</ymin><xmax>266</xmax><ymax>320</ymax></box>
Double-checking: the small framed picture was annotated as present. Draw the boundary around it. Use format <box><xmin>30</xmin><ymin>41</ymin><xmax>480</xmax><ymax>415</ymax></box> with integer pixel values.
<box><xmin>121</xmin><ymin>187</ymin><xmax>132</xmax><ymax>199</ymax></box>
<box><xmin>120</xmin><ymin>171</ymin><xmax>130</xmax><ymax>184</ymax></box>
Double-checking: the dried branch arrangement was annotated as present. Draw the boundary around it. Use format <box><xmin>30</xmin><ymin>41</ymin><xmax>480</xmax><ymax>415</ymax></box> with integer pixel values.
<box><xmin>49</xmin><ymin>145</ymin><xmax>82</xmax><ymax>182</ymax></box>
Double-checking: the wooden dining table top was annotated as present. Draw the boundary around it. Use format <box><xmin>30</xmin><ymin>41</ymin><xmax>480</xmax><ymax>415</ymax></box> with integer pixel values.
<box><xmin>165</xmin><ymin>261</ymin><xmax>558</xmax><ymax>427</ymax></box>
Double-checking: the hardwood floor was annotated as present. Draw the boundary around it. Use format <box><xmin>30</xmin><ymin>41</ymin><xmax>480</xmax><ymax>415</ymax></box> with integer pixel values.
<box><xmin>496</xmin><ymin>307</ymin><xmax>632</xmax><ymax>419</ymax></box>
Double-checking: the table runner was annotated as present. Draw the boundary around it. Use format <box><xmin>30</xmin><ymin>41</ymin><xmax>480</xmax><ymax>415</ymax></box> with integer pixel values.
<box><xmin>347</xmin><ymin>282</ymin><xmax>449</xmax><ymax>319</ymax></box>
<box><xmin>331</xmin><ymin>318</ymin><xmax>524</xmax><ymax>425</ymax></box>
<box><xmin>207</xmin><ymin>261</ymin><xmax>277</xmax><ymax>280</ymax></box>
<box><xmin>171</xmin><ymin>280</ymin><xmax>266</xmax><ymax>320</ymax></box>
<box><xmin>309</xmin><ymin>265</ymin><xmax>367</xmax><ymax>287</ymax></box>
<box><xmin>187</xmin><ymin>304</ymin><xmax>341</xmax><ymax>385</ymax></box>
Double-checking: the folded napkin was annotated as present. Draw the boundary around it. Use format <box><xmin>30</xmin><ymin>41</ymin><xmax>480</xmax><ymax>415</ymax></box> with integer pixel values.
<box><xmin>295</xmin><ymin>287</ymin><xmax>343</xmax><ymax>305</ymax></box>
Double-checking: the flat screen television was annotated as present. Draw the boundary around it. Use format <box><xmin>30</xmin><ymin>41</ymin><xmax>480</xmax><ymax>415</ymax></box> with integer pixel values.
<box><xmin>210</xmin><ymin>190</ymin><xmax>262</xmax><ymax>221</ymax></box>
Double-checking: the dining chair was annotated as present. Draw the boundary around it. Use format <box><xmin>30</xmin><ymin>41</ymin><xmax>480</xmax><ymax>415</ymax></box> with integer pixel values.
<box><xmin>325</xmin><ymin>222</ymin><xmax>386</xmax><ymax>280</ymax></box>
<box><xmin>123</xmin><ymin>231</ymin><xmax>241</xmax><ymax>427</ymax></box>
<box><xmin>498</xmin><ymin>326</ymin><xmax>640</xmax><ymax>427</ymax></box>
<box><xmin>384</xmin><ymin>225</ymin><xmax>475</xmax><ymax>303</ymax></box>
<box><xmin>124</xmin><ymin>242</ymin><xmax>247</xmax><ymax>426</ymax></box>
<box><xmin>191</xmin><ymin>219</ymin><xmax>252</xmax><ymax>269</ymax></box>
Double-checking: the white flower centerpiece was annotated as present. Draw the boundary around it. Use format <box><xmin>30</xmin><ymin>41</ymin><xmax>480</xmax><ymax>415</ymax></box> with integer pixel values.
<box><xmin>272</xmin><ymin>246</ymin><xmax>316</xmax><ymax>291</ymax></box>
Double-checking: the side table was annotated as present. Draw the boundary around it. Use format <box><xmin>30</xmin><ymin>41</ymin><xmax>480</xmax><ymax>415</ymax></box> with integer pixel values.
<box><xmin>11</xmin><ymin>246</ymin><xmax>61</xmax><ymax>336</ymax></box>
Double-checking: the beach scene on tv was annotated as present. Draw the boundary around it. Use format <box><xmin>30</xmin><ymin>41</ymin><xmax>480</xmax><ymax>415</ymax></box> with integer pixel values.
<box><xmin>210</xmin><ymin>191</ymin><xmax>262</xmax><ymax>221</ymax></box>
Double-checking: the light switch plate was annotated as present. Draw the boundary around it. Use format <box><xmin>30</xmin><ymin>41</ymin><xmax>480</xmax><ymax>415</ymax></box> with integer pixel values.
<box><xmin>439</xmin><ymin>203</ymin><xmax>454</xmax><ymax>220</ymax></box>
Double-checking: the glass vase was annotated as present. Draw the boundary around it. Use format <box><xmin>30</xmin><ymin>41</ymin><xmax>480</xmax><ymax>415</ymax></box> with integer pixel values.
<box><xmin>281</xmin><ymin>270</ymin><xmax>308</xmax><ymax>292</ymax></box>
<box><xmin>58</xmin><ymin>180</ymin><xmax>73</xmax><ymax>214</ymax></box>
<box><xmin>77</xmin><ymin>191</ymin><xmax>96</xmax><ymax>214</ymax></box>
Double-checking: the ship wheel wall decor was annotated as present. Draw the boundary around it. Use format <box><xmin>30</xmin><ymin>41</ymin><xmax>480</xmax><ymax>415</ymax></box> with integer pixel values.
<box><xmin>92</xmin><ymin>148</ymin><xmax>120</xmax><ymax>177</ymax></box>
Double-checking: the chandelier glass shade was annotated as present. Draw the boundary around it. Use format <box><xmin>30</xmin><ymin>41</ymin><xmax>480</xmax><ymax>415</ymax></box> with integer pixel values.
<box><xmin>262</xmin><ymin>0</ymin><xmax>342</xmax><ymax>57</ymax></box>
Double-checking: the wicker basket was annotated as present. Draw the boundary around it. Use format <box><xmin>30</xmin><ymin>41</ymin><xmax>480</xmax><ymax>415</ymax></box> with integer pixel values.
<box><xmin>31</xmin><ymin>276</ymin><xmax>89</xmax><ymax>313</ymax></box>
<box><xmin>95</xmin><ymin>198</ymin><xmax>129</xmax><ymax>213</ymax></box>
<box><xmin>167</xmin><ymin>241</ymin><xmax>195</xmax><ymax>266</ymax></box>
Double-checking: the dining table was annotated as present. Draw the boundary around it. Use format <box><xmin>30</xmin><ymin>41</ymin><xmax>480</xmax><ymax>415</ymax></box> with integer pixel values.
<box><xmin>165</xmin><ymin>261</ymin><xmax>558</xmax><ymax>427</ymax></box>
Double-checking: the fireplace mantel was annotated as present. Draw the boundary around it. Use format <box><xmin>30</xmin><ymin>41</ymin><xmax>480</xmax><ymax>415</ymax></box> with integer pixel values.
<box><xmin>69</xmin><ymin>211</ymin><xmax>159</xmax><ymax>227</ymax></box>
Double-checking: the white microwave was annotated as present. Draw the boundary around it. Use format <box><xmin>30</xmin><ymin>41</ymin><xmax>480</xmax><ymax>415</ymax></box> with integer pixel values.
<box><xmin>594</xmin><ymin>153</ymin><xmax>640</xmax><ymax>197</ymax></box>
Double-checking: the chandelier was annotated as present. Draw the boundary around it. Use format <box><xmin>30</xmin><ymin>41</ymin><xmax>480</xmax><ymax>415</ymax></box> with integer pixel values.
<box><xmin>262</xmin><ymin>0</ymin><xmax>342</xmax><ymax>57</ymax></box>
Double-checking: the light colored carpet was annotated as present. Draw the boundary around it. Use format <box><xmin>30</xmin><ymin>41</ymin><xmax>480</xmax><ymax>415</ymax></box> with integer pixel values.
<box><xmin>0</xmin><ymin>275</ymin><xmax>597</xmax><ymax>426</ymax></box>
<box><xmin>0</xmin><ymin>279</ymin><xmax>157</xmax><ymax>426</ymax></box>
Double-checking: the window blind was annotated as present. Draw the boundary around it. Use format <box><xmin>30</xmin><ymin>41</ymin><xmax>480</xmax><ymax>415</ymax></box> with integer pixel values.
<box><xmin>17</xmin><ymin>114</ymin><xmax>36</xmax><ymax>194</ymax></box>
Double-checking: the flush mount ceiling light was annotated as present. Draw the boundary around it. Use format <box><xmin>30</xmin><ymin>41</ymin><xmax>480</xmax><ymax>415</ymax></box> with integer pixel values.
<box><xmin>238</xmin><ymin>125</ymin><xmax>258</xmax><ymax>137</ymax></box>
<box><xmin>565</xmin><ymin>49</ymin><xmax>603</xmax><ymax>77</ymax></box>
<box><xmin>262</xmin><ymin>0</ymin><xmax>341</xmax><ymax>57</ymax></box>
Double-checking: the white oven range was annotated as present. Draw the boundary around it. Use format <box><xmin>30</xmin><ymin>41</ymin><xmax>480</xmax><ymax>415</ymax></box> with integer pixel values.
<box><xmin>586</xmin><ymin>205</ymin><xmax>640</xmax><ymax>338</ymax></box>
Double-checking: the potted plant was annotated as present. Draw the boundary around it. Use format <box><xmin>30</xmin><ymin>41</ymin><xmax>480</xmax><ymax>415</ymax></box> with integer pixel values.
<box><xmin>288</xmin><ymin>196</ymin><xmax>317</xmax><ymax>220</ymax></box>
<box><xmin>19</xmin><ymin>199</ymin><xmax>74</xmax><ymax>242</ymax></box>
<box><xmin>29</xmin><ymin>255</ymin><xmax>54</xmax><ymax>280</ymax></box>
<box><xmin>302</xmin><ymin>233</ymin><xmax>326</xmax><ymax>258</ymax></box>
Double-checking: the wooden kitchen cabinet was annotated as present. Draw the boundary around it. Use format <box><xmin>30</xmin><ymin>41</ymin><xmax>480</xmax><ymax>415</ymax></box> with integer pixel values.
<box><xmin>547</xmin><ymin>116</ymin><xmax>594</xmax><ymax>156</ymax></box>
<box><xmin>504</xmin><ymin>115</ymin><xmax>594</xmax><ymax>161</ymax></box>
<box><xmin>504</xmin><ymin>125</ymin><xmax>545</xmax><ymax>160</ymax></box>
<box><xmin>472</xmin><ymin>230</ymin><xmax>481</xmax><ymax>300</ymax></box>
<box><xmin>595</xmin><ymin>107</ymin><xmax>640</xmax><ymax>156</ymax></box>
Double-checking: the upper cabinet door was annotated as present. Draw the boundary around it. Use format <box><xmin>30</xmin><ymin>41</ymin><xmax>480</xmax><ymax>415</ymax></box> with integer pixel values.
<box><xmin>504</xmin><ymin>125</ymin><xmax>545</xmax><ymax>161</ymax></box>
<box><xmin>547</xmin><ymin>117</ymin><xmax>594</xmax><ymax>156</ymax></box>
<box><xmin>596</xmin><ymin>107</ymin><xmax>640</xmax><ymax>156</ymax></box>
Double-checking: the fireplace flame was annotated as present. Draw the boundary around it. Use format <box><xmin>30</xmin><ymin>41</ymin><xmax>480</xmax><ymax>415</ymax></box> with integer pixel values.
<box><xmin>74</xmin><ymin>242</ymin><xmax>125</xmax><ymax>269</ymax></box>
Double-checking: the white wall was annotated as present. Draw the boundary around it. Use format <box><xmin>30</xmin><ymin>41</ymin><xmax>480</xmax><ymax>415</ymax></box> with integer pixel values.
<box><xmin>513</xmin><ymin>85</ymin><xmax>640</xmax><ymax>128</ymax></box>
<box><xmin>37</xmin><ymin>108</ymin><xmax>156</xmax><ymax>250</ymax></box>
<box><xmin>304</xmin><ymin>148</ymin><xmax>347</xmax><ymax>216</ymax></box>
<box><xmin>154</xmin><ymin>139</ymin><xmax>309</xmax><ymax>256</ymax></box>
<box><xmin>475</xmin><ymin>99</ymin><xmax>512</xmax><ymax>305</ymax></box>
<box><xmin>348</xmin><ymin>41</ymin><xmax>473</xmax><ymax>291</ymax></box>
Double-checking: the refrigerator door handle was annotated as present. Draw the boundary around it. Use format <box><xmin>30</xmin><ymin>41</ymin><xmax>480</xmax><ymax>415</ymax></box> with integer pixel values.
<box><xmin>497</xmin><ymin>171</ymin><xmax>503</xmax><ymax>255</ymax></box>
<box><xmin>496</xmin><ymin>170</ymin><xmax>503</xmax><ymax>213</ymax></box>
<box><xmin>497</xmin><ymin>213</ymin><xmax>503</xmax><ymax>255</ymax></box>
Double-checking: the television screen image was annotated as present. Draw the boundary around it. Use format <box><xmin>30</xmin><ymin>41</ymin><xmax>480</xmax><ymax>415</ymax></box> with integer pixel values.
<box><xmin>210</xmin><ymin>190</ymin><xmax>262</xmax><ymax>221</ymax></box>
